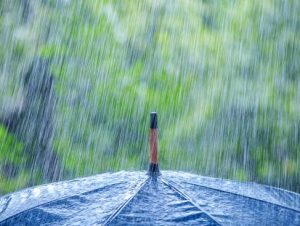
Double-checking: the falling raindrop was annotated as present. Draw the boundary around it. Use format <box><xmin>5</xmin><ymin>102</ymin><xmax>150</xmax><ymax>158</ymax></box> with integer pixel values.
<box><xmin>0</xmin><ymin>0</ymin><xmax>299</xmax><ymax>197</ymax></box>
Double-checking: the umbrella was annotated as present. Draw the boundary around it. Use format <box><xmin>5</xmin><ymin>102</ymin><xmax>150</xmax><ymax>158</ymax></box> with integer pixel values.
<box><xmin>0</xmin><ymin>113</ymin><xmax>299</xmax><ymax>225</ymax></box>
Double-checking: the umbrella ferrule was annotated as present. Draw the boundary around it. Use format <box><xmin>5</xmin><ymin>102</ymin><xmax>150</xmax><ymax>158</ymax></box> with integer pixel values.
<box><xmin>150</xmin><ymin>112</ymin><xmax>158</xmax><ymax>129</ymax></box>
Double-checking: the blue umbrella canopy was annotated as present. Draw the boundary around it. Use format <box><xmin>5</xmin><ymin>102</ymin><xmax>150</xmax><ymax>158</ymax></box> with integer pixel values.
<box><xmin>0</xmin><ymin>171</ymin><xmax>299</xmax><ymax>225</ymax></box>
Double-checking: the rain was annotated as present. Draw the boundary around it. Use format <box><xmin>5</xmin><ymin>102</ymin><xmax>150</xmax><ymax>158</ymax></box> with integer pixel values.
<box><xmin>0</xmin><ymin>0</ymin><xmax>299</xmax><ymax>223</ymax></box>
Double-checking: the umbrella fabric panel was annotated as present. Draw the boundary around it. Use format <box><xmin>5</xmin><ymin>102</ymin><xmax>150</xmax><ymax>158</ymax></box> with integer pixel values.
<box><xmin>0</xmin><ymin>172</ymin><xmax>148</xmax><ymax>224</ymax></box>
<box><xmin>0</xmin><ymin>181</ymin><xmax>147</xmax><ymax>225</ymax></box>
<box><xmin>107</xmin><ymin>177</ymin><xmax>219</xmax><ymax>226</ymax></box>
<box><xmin>163</xmin><ymin>171</ymin><xmax>300</xmax><ymax>211</ymax></box>
<box><xmin>165</xmin><ymin>179</ymin><xmax>300</xmax><ymax>225</ymax></box>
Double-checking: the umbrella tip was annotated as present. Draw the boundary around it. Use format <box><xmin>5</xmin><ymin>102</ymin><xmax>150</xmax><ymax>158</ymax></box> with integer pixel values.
<box><xmin>150</xmin><ymin>112</ymin><xmax>158</xmax><ymax>129</ymax></box>
<box><xmin>148</xmin><ymin>112</ymin><xmax>160</xmax><ymax>176</ymax></box>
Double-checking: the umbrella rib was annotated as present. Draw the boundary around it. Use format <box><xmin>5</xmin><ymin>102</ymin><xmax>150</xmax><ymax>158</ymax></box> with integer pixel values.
<box><xmin>103</xmin><ymin>177</ymin><xmax>149</xmax><ymax>225</ymax></box>
<box><xmin>161</xmin><ymin>178</ymin><xmax>222</xmax><ymax>226</ymax></box>
<box><xmin>182</xmin><ymin>181</ymin><xmax>300</xmax><ymax>214</ymax></box>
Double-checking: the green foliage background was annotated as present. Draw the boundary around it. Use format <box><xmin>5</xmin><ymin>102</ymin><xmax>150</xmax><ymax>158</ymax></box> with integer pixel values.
<box><xmin>0</xmin><ymin>0</ymin><xmax>299</xmax><ymax>194</ymax></box>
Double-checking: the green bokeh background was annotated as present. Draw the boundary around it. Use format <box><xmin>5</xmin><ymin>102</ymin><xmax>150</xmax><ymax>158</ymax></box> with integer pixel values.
<box><xmin>0</xmin><ymin>0</ymin><xmax>299</xmax><ymax>194</ymax></box>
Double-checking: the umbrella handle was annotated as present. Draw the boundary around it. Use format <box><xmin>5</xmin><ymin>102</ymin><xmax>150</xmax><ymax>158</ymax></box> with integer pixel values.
<box><xmin>148</xmin><ymin>112</ymin><xmax>160</xmax><ymax>175</ymax></box>
<box><xmin>150</xmin><ymin>128</ymin><xmax>158</xmax><ymax>164</ymax></box>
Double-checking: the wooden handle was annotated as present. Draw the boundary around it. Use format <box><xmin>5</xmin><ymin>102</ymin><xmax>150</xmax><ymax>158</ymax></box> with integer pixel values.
<box><xmin>148</xmin><ymin>112</ymin><xmax>160</xmax><ymax>175</ymax></box>
<box><xmin>150</xmin><ymin>128</ymin><xmax>158</xmax><ymax>164</ymax></box>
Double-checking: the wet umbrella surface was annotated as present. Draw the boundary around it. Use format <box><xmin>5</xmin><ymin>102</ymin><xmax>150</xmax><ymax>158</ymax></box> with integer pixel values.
<box><xmin>0</xmin><ymin>171</ymin><xmax>299</xmax><ymax>226</ymax></box>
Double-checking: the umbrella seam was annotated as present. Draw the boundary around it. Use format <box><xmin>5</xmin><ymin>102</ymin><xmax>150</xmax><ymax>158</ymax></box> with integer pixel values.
<box><xmin>103</xmin><ymin>177</ymin><xmax>149</xmax><ymax>226</ymax></box>
<box><xmin>183</xmin><ymin>181</ymin><xmax>300</xmax><ymax>214</ymax></box>
<box><xmin>161</xmin><ymin>178</ymin><xmax>222</xmax><ymax>226</ymax></box>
